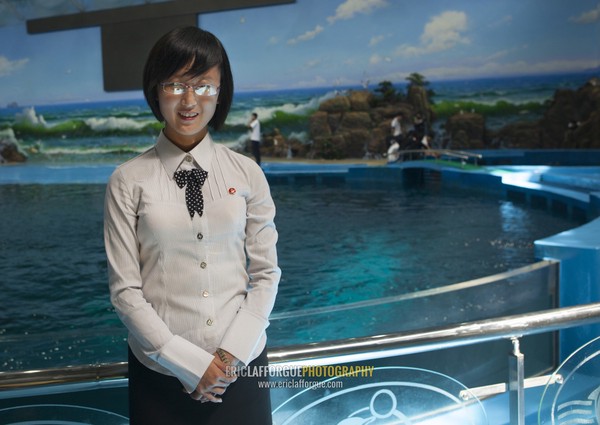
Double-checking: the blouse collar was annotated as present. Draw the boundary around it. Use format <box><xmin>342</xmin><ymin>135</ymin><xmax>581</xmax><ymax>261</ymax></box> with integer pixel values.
<box><xmin>155</xmin><ymin>130</ymin><xmax>214</xmax><ymax>179</ymax></box>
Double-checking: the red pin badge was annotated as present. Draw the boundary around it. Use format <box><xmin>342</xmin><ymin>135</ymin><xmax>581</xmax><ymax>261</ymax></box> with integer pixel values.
<box><xmin>228</xmin><ymin>187</ymin><xmax>236</xmax><ymax>195</ymax></box>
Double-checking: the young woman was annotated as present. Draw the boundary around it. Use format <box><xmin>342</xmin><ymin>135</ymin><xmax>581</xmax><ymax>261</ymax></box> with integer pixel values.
<box><xmin>104</xmin><ymin>27</ymin><xmax>280</xmax><ymax>424</ymax></box>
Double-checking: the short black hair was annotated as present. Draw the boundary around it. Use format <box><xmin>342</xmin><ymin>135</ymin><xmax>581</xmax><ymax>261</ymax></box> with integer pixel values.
<box><xmin>143</xmin><ymin>26</ymin><xmax>233</xmax><ymax>130</ymax></box>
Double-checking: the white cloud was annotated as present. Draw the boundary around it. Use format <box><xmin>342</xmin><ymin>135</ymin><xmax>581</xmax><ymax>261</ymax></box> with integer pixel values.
<box><xmin>327</xmin><ymin>0</ymin><xmax>388</xmax><ymax>24</ymax></box>
<box><xmin>369</xmin><ymin>34</ymin><xmax>385</xmax><ymax>47</ymax></box>
<box><xmin>287</xmin><ymin>25</ymin><xmax>324</xmax><ymax>45</ymax></box>
<box><xmin>569</xmin><ymin>3</ymin><xmax>600</xmax><ymax>24</ymax></box>
<box><xmin>421</xmin><ymin>11</ymin><xmax>469</xmax><ymax>52</ymax></box>
<box><xmin>369</xmin><ymin>54</ymin><xmax>391</xmax><ymax>65</ymax></box>
<box><xmin>482</xmin><ymin>48</ymin><xmax>512</xmax><ymax>62</ymax></box>
<box><xmin>292</xmin><ymin>75</ymin><xmax>328</xmax><ymax>88</ymax></box>
<box><xmin>489</xmin><ymin>15</ymin><xmax>513</xmax><ymax>29</ymax></box>
<box><xmin>395</xmin><ymin>11</ymin><xmax>469</xmax><ymax>56</ymax></box>
<box><xmin>370</xmin><ymin>54</ymin><xmax>382</xmax><ymax>65</ymax></box>
<box><xmin>0</xmin><ymin>56</ymin><xmax>29</xmax><ymax>77</ymax></box>
<box><xmin>305</xmin><ymin>59</ymin><xmax>322</xmax><ymax>69</ymax></box>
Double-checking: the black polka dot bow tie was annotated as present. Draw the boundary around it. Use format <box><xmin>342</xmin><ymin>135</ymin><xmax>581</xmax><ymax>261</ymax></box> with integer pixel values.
<box><xmin>174</xmin><ymin>168</ymin><xmax>209</xmax><ymax>218</ymax></box>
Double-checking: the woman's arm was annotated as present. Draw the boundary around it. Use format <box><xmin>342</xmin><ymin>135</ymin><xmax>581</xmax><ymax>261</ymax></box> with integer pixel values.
<box><xmin>218</xmin><ymin>164</ymin><xmax>281</xmax><ymax>365</ymax></box>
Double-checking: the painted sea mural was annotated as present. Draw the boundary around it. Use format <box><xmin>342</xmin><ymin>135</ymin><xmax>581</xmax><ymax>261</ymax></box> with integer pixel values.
<box><xmin>0</xmin><ymin>0</ymin><xmax>599</xmax><ymax>164</ymax></box>
<box><xmin>0</xmin><ymin>72</ymin><xmax>597</xmax><ymax>165</ymax></box>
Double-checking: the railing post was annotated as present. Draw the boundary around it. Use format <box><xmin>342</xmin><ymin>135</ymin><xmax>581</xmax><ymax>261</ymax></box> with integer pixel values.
<box><xmin>508</xmin><ymin>337</ymin><xmax>525</xmax><ymax>425</ymax></box>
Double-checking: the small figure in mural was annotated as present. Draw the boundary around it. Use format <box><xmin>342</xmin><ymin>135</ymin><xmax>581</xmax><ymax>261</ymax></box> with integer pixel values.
<box><xmin>387</xmin><ymin>113</ymin><xmax>404</xmax><ymax>163</ymax></box>
<box><xmin>564</xmin><ymin>120</ymin><xmax>581</xmax><ymax>147</ymax></box>
<box><xmin>104</xmin><ymin>27</ymin><xmax>280</xmax><ymax>424</ymax></box>
<box><xmin>421</xmin><ymin>134</ymin><xmax>439</xmax><ymax>158</ymax></box>
<box><xmin>412</xmin><ymin>113</ymin><xmax>426</xmax><ymax>141</ymax></box>
<box><xmin>247</xmin><ymin>112</ymin><xmax>262</xmax><ymax>165</ymax></box>
<box><xmin>390</xmin><ymin>113</ymin><xmax>404</xmax><ymax>145</ymax></box>
<box><xmin>338</xmin><ymin>389</ymin><xmax>412</xmax><ymax>425</ymax></box>
<box><xmin>387</xmin><ymin>139</ymin><xmax>401</xmax><ymax>163</ymax></box>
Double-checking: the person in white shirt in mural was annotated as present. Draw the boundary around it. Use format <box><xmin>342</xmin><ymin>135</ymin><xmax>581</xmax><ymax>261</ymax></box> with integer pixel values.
<box><xmin>247</xmin><ymin>112</ymin><xmax>262</xmax><ymax>165</ymax></box>
<box><xmin>387</xmin><ymin>113</ymin><xmax>404</xmax><ymax>163</ymax></box>
<box><xmin>390</xmin><ymin>113</ymin><xmax>403</xmax><ymax>144</ymax></box>
<box><xmin>104</xmin><ymin>26</ymin><xmax>280</xmax><ymax>425</ymax></box>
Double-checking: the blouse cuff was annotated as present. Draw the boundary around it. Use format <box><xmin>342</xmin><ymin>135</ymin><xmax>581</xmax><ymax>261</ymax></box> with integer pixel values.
<box><xmin>219</xmin><ymin>310</ymin><xmax>268</xmax><ymax>365</ymax></box>
<box><xmin>156</xmin><ymin>335</ymin><xmax>215</xmax><ymax>393</ymax></box>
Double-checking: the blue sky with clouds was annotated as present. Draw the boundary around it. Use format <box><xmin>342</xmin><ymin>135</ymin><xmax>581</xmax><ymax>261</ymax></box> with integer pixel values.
<box><xmin>0</xmin><ymin>0</ymin><xmax>598</xmax><ymax>106</ymax></box>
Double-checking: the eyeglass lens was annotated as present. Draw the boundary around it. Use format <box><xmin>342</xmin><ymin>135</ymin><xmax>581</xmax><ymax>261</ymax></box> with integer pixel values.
<box><xmin>162</xmin><ymin>83</ymin><xmax>218</xmax><ymax>96</ymax></box>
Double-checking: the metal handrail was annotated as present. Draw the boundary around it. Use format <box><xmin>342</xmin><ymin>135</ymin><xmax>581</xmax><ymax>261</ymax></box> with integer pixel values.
<box><xmin>0</xmin><ymin>362</ymin><xmax>128</xmax><ymax>391</ymax></box>
<box><xmin>394</xmin><ymin>149</ymin><xmax>482</xmax><ymax>164</ymax></box>
<box><xmin>2</xmin><ymin>302</ymin><xmax>600</xmax><ymax>390</ymax></box>
<box><xmin>269</xmin><ymin>302</ymin><xmax>600</xmax><ymax>366</ymax></box>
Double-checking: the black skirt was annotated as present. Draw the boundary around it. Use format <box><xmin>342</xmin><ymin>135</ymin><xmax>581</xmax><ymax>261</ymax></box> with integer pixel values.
<box><xmin>128</xmin><ymin>347</ymin><xmax>272</xmax><ymax>425</ymax></box>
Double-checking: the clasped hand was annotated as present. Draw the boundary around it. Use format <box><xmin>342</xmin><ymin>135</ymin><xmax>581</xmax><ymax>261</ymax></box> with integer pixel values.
<box><xmin>190</xmin><ymin>352</ymin><xmax>238</xmax><ymax>403</ymax></box>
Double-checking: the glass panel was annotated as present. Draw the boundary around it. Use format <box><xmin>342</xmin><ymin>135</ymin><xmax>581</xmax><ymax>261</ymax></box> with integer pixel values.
<box><xmin>0</xmin><ymin>261</ymin><xmax>557</xmax><ymax>376</ymax></box>
<box><xmin>268</xmin><ymin>262</ymin><xmax>558</xmax><ymax>393</ymax></box>
<box><xmin>269</xmin><ymin>261</ymin><xmax>558</xmax><ymax>345</ymax></box>
<box><xmin>538</xmin><ymin>335</ymin><xmax>600</xmax><ymax>425</ymax></box>
<box><xmin>271</xmin><ymin>366</ymin><xmax>488</xmax><ymax>424</ymax></box>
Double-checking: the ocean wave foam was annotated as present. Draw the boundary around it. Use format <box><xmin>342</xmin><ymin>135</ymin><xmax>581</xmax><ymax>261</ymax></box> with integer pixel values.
<box><xmin>84</xmin><ymin>116</ymin><xmax>153</xmax><ymax>131</ymax></box>
<box><xmin>226</xmin><ymin>90</ymin><xmax>338</xmax><ymax>126</ymax></box>
<box><xmin>15</xmin><ymin>107</ymin><xmax>48</xmax><ymax>127</ymax></box>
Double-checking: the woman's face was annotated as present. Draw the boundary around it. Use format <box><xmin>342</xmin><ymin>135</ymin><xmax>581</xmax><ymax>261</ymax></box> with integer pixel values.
<box><xmin>159</xmin><ymin>65</ymin><xmax>221</xmax><ymax>151</ymax></box>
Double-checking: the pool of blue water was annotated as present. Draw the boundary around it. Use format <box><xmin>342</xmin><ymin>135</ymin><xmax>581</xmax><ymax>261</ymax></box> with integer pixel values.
<box><xmin>0</xmin><ymin>176</ymin><xmax>582</xmax><ymax>371</ymax></box>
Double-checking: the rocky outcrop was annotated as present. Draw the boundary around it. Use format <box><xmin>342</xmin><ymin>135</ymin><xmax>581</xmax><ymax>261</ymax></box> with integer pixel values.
<box><xmin>443</xmin><ymin>112</ymin><xmax>488</xmax><ymax>149</ymax></box>
<box><xmin>488</xmin><ymin>77</ymin><xmax>600</xmax><ymax>149</ymax></box>
<box><xmin>540</xmin><ymin>77</ymin><xmax>600</xmax><ymax>148</ymax></box>
<box><xmin>493</xmin><ymin>121</ymin><xmax>542</xmax><ymax>149</ymax></box>
<box><xmin>307</xmin><ymin>86</ymin><xmax>434</xmax><ymax>159</ymax></box>
<box><xmin>299</xmin><ymin>76</ymin><xmax>600</xmax><ymax>157</ymax></box>
<box><xmin>258</xmin><ymin>128</ymin><xmax>310</xmax><ymax>159</ymax></box>
<box><xmin>406</xmin><ymin>85</ymin><xmax>435</xmax><ymax>127</ymax></box>
<box><xmin>0</xmin><ymin>129</ymin><xmax>27</xmax><ymax>163</ymax></box>
<box><xmin>309</xmin><ymin>91</ymin><xmax>376</xmax><ymax>159</ymax></box>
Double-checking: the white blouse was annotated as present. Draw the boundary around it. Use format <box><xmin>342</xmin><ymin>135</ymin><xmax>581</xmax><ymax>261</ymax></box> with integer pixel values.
<box><xmin>104</xmin><ymin>131</ymin><xmax>280</xmax><ymax>393</ymax></box>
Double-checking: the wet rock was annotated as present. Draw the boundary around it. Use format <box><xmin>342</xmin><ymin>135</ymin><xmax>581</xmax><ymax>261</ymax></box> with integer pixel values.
<box><xmin>541</xmin><ymin>77</ymin><xmax>600</xmax><ymax>148</ymax></box>
<box><xmin>348</xmin><ymin>90</ymin><xmax>373</xmax><ymax>112</ymax></box>
<box><xmin>319</xmin><ymin>96</ymin><xmax>351</xmax><ymax>113</ymax></box>
<box><xmin>496</xmin><ymin>77</ymin><xmax>600</xmax><ymax>149</ymax></box>
<box><xmin>0</xmin><ymin>129</ymin><xmax>27</xmax><ymax>163</ymax></box>
<box><xmin>257</xmin><ymin>127</ymin><xmax>311</xmax><ymax>159</ymax></box>
<box><xmin>308</xmin><ymin>85</ymin><xmax>437</xmax><ymax>159</ymax></box>
<box><xmin>309</xmin><ymin>111</ymin><xmax>332</xmax><ymax>137</ymax></box>
<box><xmin>444</xmin><ymin>112</ymin><xmax>488</xmax><ymax>149</ymax></box>
<box><xmin>407</xmin><ymin>85</ymin><xmax>435</xmax><ymax>126</ymax></box>
<box><xmin>493</xmin><ymin>121</ymin><xmax>541</xmax><ymax>149</ymax></box>
<box><xmin>339</xmin><ymin>111</ymin><xmax>372</xmax><ymax>131</ymax></box>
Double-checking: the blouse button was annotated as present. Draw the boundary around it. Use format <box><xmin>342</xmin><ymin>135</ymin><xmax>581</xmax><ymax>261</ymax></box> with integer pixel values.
<box><xmin>200</xmin><ymin>261</ymin><xmax>207</xmax><ymax>269</ymax></box>
<box><xmin>202</xmin><ymin>290</ymin><xmax>209</xmax><ymax>298</ymax></box>
<box><xmin>206</xmin><ymin>319</ymin><xmax>213</xmax><ymax>326</ymax></box>
<box><xmin>197</xmin><ymin>233</ymin><xmax>203</xmax><ymax>240</ymax></box>
<box><xmin>185</xmin><ymin>154</ymin><xmax>193</xmax><ymax>162</ymax></box>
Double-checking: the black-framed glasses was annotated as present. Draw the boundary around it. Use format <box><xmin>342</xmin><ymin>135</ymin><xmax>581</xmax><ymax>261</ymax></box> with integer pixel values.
<box><xmin>160</xmin><ymin>82</ymin><xmax>220</xmax><ymax>97</ymax></box>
